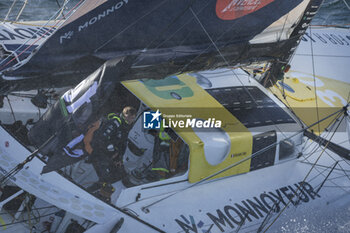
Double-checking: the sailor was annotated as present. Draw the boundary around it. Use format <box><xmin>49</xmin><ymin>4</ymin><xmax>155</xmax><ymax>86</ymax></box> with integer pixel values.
<box><xmin>59</xmin><ymin>105</ymin><xmax>136</xmax><ymax>164</ymax></box>
<box><xmin>146</xmin><ymin>128</ymin><xmax>188</xmax><ymax>182</ymax></box>
<box><xmin>127</xmin><ymin>128</ymin><xmax>170</xmax><ymax>183</ymax></box>
<box><xmin>85</xmin><ymin>106</ymin><xmax>136</xmax><ymax>198</ymax></box>
<box><xmin>124</xmin><ymin>121</ymin><xmax>189</xmax><ymax>186</ymax></box>
<box><xmin>148</xmin><ymin>125</ymin><xmax>172</xmax><ymax>180</ymax></box>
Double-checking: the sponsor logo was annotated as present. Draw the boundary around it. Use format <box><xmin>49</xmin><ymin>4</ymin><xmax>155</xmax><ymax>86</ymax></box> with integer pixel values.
<box><xmin>175</xmin><ymin>181</ymin><xmax>320</xmax><ymax>232</ymax></box>
<box><xmin>216</xmin><ymin>0</ymin><xmax>275</xmax><ymax>20</ymax></box>
<box><xmin>302</xmin><ymin>32</ymin><xmax>350</xmax><ymax>46</ymax></box>
<box><xmin>57</xmin><ymin>0</ymin><xmax>128</xmax><ymax>44</ymax></box>
<box><xmin>0</xmin><ymin>25</ymin><xmax>55</xmax><ymax>43</ymax></box>
<box><xmin>77</xmin><ymin>0</ymin><xmax>128</xmax><ymax>32</ymax></box>
<box><xmin>143</xmin><ymin>110</ymin><xmax>222</xmax><ymax>129</ymax></box>
<box><xmin>60</xmin><ymin>31</ymin><xmax>74</xmax><ymax>44</ymax></box>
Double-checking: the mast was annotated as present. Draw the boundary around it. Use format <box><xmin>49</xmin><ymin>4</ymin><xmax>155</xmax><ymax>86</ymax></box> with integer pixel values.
<box><xmin>261</xmin><ymin>0</ymin><xmax>324</xmax><ymax>87</ymax></box>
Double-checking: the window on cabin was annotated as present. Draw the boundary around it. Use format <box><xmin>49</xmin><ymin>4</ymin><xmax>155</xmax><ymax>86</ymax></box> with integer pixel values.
<box><xmin>279</xmin><ymin>139</ymin><xmax>296</xmax><ymax>160</ymax></box>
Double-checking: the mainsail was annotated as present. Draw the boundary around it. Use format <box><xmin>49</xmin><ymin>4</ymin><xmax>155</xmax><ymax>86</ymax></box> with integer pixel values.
<box><xmin>0</xmin><ymin>0</ymin><xmax>322</xmax><ymax>91</ymax></box>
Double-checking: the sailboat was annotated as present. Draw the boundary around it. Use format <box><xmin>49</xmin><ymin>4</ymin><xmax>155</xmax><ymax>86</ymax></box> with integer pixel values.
<box><xmin>0</xmin><ymin>0</ymin><xmax>350</xmax><ymax>232</ymax></box>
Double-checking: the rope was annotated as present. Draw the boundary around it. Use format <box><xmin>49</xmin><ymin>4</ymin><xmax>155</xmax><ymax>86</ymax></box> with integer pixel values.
<box><xmin>0</xmin><ymin>0</ymin><xmax>84</xmax><ymax>71</ymax></box>
<box><xmin>262</xmin><ymin>114</ymin><xmax>346</xmax><ymax>232</ymax></box>
<box><xmin>277</xmin><ymin>8</ymin><xmax>289</xmax><ymax>42</ymax></box>
<box><xmin>343</xmin><ymin>0</ymin><xmax>350</xmax><ymax>10</ymax></box>
<box><xmin>270</xmin><ymin>79</ymin><xmax>305</xmax><ymax>127</ymax></box>
<box><xmin>25</xmin><ymin>194</ymin><xmax>33</xmax><ymax>232</ymax></box>
<box><xmin>5</xmin><ymin>96</ymin><xmax>16</xmax><ymax>122</ymax></box>
<box><xmin>0</xmin><ymin>154</ymin><xmax>35</xmax><ymax>185</ymax></box>
<box><xmin>189</xmin><ymin>7</ymin><xmax>259</xmax><ymax>106</ymax></box>
<box><xmin>0</xmin><ymin>20</ymin><xmax>57</xmax><ymax>28</ymax></box>
<box><xmin>0</xmin><ymin>134</ymin><xmax>56</xmax><ymax>185</ymax></box>
<box><xmin>309</xmin><ymin>26</ymin><xmax>321</xmax><ymax>134</ymax></box>
<box><xmin>56</xmin><ymin>0</ymin><xmax>68</xmax><ymax>20</ymax></box>
<box><xmin>0</xmin><ymin>211</ymin><xmax>58</xmax><ymax>228</ymax></box>
<box><xmin>301</xmin><ymin>107</ymin><xmax>344</xmax><ymax>162</ymax></box>
<box><xmin>311</xmin><ymin>24</ymin><xmax>350</xmax><ymax>28</ymax></box>
<box><xmin>55</xmin><ymin>0</ymin><xmax>62</xmax><ymax>9</ymax></box>
<box><xmin>178</xmin><ymin>11</ymin><xmax>242</xmax><ymax>74</ymax></box>
<box><xmin>0</xmin><ymin>206</ymin><xmax>55</xmax><ymax>216</ymax></box>
<box><xmin>132</xmin><ymin>0</ymin><xmax>200</xmax><ymax>66</ymax></box>
<box><xmin>95</xmin><ymin>0</ymin><xmax>171</xmax><ymax>53</ymax></box>
<box><xmin>189</xmin><ymin>6</ymin><xmax>293</xmax><ymax>141</ymax></box>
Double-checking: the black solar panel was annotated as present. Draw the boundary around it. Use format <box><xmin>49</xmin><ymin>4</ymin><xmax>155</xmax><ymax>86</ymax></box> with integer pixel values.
<box><xmin>206</xmin><ymin>86</ymin><xmax>295</xmax><ymax>128</ymax></box>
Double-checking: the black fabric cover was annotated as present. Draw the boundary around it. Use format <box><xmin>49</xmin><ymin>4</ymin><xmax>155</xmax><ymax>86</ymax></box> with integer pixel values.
<box><xmin>27</xmin><ymin>57</ymin><xmax>135</xmax><ymax>173</ymax></box>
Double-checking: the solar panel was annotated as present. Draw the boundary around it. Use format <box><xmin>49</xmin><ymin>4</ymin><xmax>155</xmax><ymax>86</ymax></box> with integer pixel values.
<box><xmin>206</xmin><ymin>86</ymin><xmax>295</xmax><ymax>128</ymax></box>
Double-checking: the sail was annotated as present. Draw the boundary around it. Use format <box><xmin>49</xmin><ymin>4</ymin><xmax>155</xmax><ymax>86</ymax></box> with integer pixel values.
<box><xmin>0</xmin><ymin>0</ymin><xmax>322</xmax><ymax>91</ymax></box>
<box><xmin>269</xmin><ymin>26</ymin><xmax>350</xmax><ymax>134</ymax></box>
<box><xmin>260</xmin><ymin>0</ymin><xmax>324</xmax><ymax>87</ymax></box>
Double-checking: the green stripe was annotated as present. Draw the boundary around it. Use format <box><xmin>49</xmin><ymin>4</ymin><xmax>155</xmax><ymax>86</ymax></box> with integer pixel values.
<box><xmin>59</xmin><ymin>97</ymin><xmax>68</xmax><ymax>117</ymax></box>
<box><xmin>152</xmin><ymin>167</ymin><xmax>169</xmax><ymax>173</ymax></box>
<box><xmin>108</xmin><ymin>113</ymin><xmax>121</xmax><ymax>123</ymax></box>
<box><xmin>0</xmin><ymin>216</ymin><xmax>7</xmax><ymax>230</ymax></box>
<box><xmin>107</xmin><ymin>113</ymin><xmax>116</xmax><ymax>119</ymax></box>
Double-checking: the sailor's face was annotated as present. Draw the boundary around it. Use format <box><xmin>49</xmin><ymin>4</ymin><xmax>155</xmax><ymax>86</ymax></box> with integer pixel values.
<box><xmin>125</xmin><ymin>114</ymin><xmax>136</xmax><ymax>124</ymax></box>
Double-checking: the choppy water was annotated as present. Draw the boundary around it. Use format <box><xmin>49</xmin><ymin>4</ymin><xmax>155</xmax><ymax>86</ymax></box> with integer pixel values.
<box><xmin>0</xmin><ymin>0</ymin><xmax>350</xmax><ymax>25</ymax></box>
<box><xmin>0</xmin><ymin>0</ymin><xmax>77</xmax><ymax>21</ymax></box>
<box><xmin>313</xmin><ymin>0</ymin><xmax>350</xmax><ymax>25</ymax></box>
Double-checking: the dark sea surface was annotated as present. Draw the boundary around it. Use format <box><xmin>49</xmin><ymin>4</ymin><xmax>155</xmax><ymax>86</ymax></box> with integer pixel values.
<box><xmin>0</xmin><ymin>0</ymin><xmax>80</xmax><ymax>21</ymax></box>
<box><xmin>313</xmin><ymin>0</ymin><xmax>350</xmax><ymax>25</ymax></box>
<box><xmin>0</xmin><ymin>0</ymin><xmax>350</xmax><ymax>25</ymax></box>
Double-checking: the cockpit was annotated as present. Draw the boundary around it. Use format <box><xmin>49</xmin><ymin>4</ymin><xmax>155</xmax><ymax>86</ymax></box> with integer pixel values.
<box><xmin>56</xmin><ymin>69</ymin><xmax>301</xmax><ymax>207</ymax></box>
<box><xmin>122</xmin><ymin>113</ymin><xmax>189</xmax><ymax>187</ymax></box>
<box><xmin>4</xmin><ymin>68</ymin><xmax>302</xmax><ymax>209</ymax></box>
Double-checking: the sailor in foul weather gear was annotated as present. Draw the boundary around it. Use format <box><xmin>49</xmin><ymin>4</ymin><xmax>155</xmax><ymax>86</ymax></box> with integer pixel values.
<box><xmin>147</xmin><ymin>126</ymin><xmax>188</xmax><ymax>182</ymax></box>
<box><xmin>123</xmin><ymin>118</ymin><xmax>189</xmax><ymax>187</ymax></box>
<box><xmin>85</xmin><ymin>107</ymin><xmax>136</xmax><ymax>197</ymax></box>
